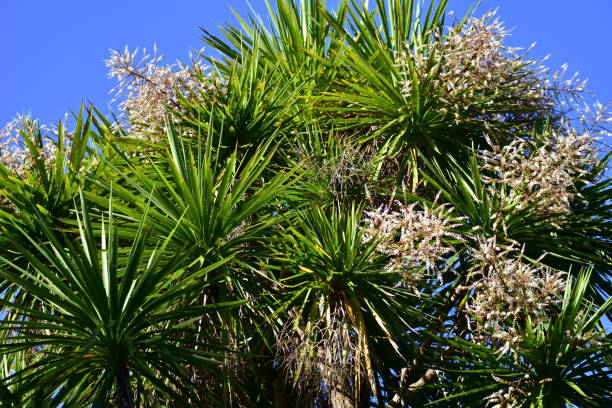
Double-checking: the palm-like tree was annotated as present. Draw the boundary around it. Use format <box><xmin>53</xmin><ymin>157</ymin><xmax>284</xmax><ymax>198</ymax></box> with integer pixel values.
<box><xmin>0</xmin><ymin>0</ymin><xmax>609</xmax><ymax>407</ymax></box>
<box><xmin>270</xmin><ymin>205</ymin><xmax>426</xmax><ymax>405</ymax></box>
<box><xmin>0</xmin><ymin>196</ymin><xmax>239</xmax><ymax>407</ymax></box>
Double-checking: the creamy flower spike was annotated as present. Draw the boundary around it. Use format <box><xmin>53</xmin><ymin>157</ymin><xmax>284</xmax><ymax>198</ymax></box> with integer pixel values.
<box><xmin>396</xmin><ymin>11</ymin><xmax>552</xmax><ymax>124</ymax></box>
<box><xmin>363</xmin><ymin>200</ymin><xmax>463</xmax><ymax>279</ymax></box>
<box><xmin>485</xmin><ymin>374</ymin><xmax>535</xmax><ymax>408</ymax></box>
<box><xmin>0</xmin><ymin>115</ymin><xmax>58</xmax><ymax>179</ymax></box>
<box><xmin>467</xmin><ymin>236</ymin><xmax>566</xmax><ymax>353</ymax></box>
<box><xmin>106</xmin><ymin>46</ymin><xmax>217</xmax><ymax>140</ymax></box>
<box><xmin>481</xmin><ymin>129</ymin><xmax>598</xmax><ymax>217</ymax></box>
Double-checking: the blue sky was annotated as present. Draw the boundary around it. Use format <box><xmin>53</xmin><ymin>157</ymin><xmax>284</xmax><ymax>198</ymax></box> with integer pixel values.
<box><xmin>1</xmin><ymin>0</ymin><xmax>610</xmax><ymax>127</ymax></box>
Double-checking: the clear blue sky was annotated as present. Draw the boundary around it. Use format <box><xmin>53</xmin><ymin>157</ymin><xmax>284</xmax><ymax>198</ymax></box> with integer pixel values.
<box><xmin>1</xmin><ymin>0</ymin><xmax>610</xmax><ymax>127</ymax></box>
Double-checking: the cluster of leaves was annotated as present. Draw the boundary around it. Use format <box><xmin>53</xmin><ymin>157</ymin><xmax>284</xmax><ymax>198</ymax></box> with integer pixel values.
<box><xmin>0</xmin><ymin>1</ymin><xmax>610</xmax><ymax>407</ymax></box>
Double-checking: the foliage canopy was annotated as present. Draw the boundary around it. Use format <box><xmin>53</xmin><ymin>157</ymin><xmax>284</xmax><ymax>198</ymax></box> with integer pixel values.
<box><xmin>0</xmin><ymin>1</ymin><xmax>610</xmax><ymax>407</ymax></box>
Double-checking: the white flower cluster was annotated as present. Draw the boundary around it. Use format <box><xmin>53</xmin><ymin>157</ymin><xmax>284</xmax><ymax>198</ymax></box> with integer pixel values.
<box><xmin>442</xmin><ymin>12</ymin><xmax>530</xmax><ymax>89</ymax></box>
<box><xmin>0</xmin><ymin>115</ymin><xmax>58</xmax><ymax>179</ymax></box>
<box><xmin>0</xmin><ymin>116</ymin><xmax>63</xmax><ymax>208</ymax></box>
<box><xmin>396</xmin><ymin>11</ymin><xmax>549</xmax><ymax>123</ymax></box>
<box><xmin>363</xmin><ymin>200</ymin><xmax>463</xmax><ymax>278</ymax></box>
<box><xmin>484</xmin><ymin>374</ymin><xmax>537</xmax><ymax>408</ymax></box>
<box><xmin>106</xmin><ymin>46</ymin><xmax>217</xmax><ymax>140</ymax></box>
<box><xmin>481</xmin><ymin>129</ymin><xmax>598</xmax><ymax>216</ymax></box>
<box><xmin>467</xmin><ymin>237</ymin><xmax>566</xmax><ymax>353</ymax></box>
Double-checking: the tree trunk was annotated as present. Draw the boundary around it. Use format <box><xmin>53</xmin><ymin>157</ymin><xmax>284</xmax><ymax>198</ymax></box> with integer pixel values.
<box><xmin>117</xmin><ymin>367</ymin><xmax>134</xmax><ymax>408</ymax></box>
<box><xmin>386</xmin><ymin>284</ymin><xmax>470</xmax><ymax>407</ymax></box>
<box><xmin>273</xmin><ymin>372</ymin><xmax>290</xmax><ymax>408</ymax></box>
<box><xmin>328</xmin><ymin>385</ymin><xmax>353</xmax><ymax>408</ymax></box>
<box><xmin>320</xmin><ymin>361</ymin><xmax>353</xmax><ymax>408</ymax></box>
